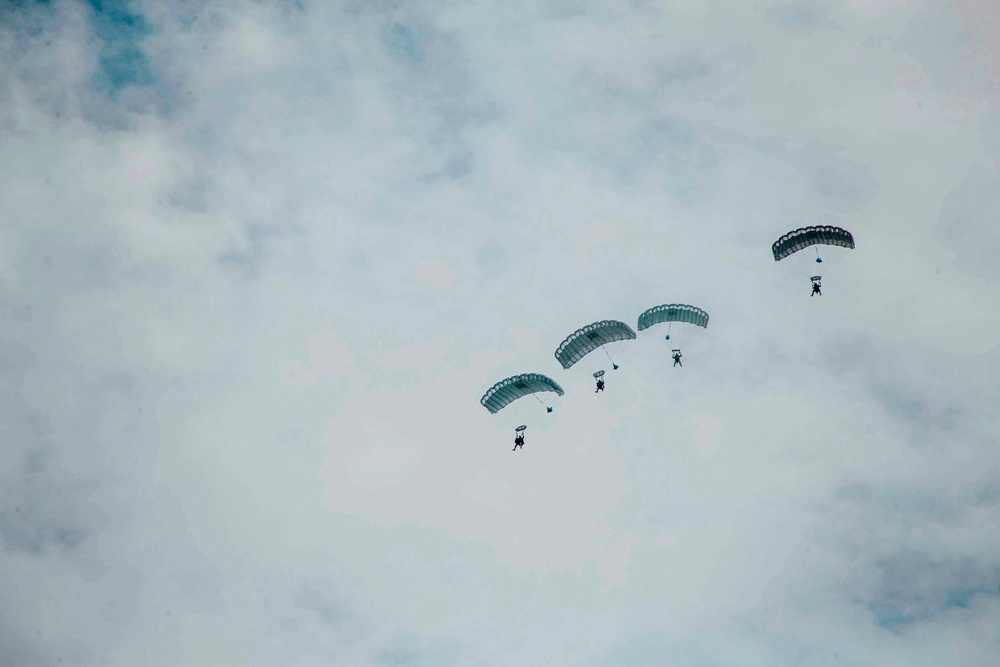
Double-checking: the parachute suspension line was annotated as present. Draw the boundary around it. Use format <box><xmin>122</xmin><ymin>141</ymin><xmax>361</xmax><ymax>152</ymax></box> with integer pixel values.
<box><xmin>603</xmin><ymin>345</ymin><xmax>619</xmax><ymax>370</ymax></box>
<box><xmin>825</xmin><ymin>247</ymin><xmax>851</xmax><ymax>274</ymax></box>
<box><xmin>525</xmin><ymin>396</ymin><xmax>543</xmax><ymax>424</ymax></box>
<box><xmin>509</xmin><ymin>399</ymin><xmax>543</xmax><ymax>432</ymax></box>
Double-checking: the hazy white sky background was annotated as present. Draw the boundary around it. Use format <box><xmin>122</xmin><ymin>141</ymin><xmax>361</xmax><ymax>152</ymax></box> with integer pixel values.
<box><xmin>1</xmin><ymin>0</ymin><xmax>999</xmax><ymax>665</ymax></box>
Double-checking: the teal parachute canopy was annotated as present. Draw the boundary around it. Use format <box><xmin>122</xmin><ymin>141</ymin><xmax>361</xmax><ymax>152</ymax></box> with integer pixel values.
<box><xmin>480</xmin><ymin>373</ymin><xmax>564</xmax><ymax>415</ymax></box>
<box><xmin>637</xmin><ymin>304</ymin><xmax>709</xmax><ymax>331</ymax></box>
<box><xmin>772</xmin><ymin>225</ymin><xmax>855</xmax><ymax>261</ymax></box>
<box><xmin>554</xmin><ymin>320</ymin><xmax>636</xmax><ymax>370</ymax></box>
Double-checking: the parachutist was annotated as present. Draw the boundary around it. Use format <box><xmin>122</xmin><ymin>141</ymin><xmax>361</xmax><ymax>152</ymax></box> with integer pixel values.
<box><xmin>481</xmin><ymin>374</ymin><xmax>564</xmax><ymax>450</ymax></box>
<box><xmin>595</xmin><ymin>378</ymin><xmax>605</xmax><ymax>393</ymax></box>
<box><xmin>772</xmin><ymin>226</ymin><xmax>854</xmax><ymax>291</ymax></box>
<box><xmin>637</xmin><ymin>305</ymin><xmax>709</xmax><ymax>362</ymax></box>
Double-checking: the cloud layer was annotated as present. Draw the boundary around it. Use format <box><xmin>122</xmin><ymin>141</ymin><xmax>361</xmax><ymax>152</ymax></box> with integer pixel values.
<box><xmin>1</xmin><ymin>0</ymin><xmax>998</xmax><ymax>665</ymax></box>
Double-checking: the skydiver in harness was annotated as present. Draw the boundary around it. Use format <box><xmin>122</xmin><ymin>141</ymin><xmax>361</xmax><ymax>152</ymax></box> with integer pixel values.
<box><xmin>672</xmin><ymin>350</ymin><xmax>682</xmax><ymax>367</ymax></box>
<box><xmin>513</xmin><ymin>433</ymin><xmax>525</xmax><ymax>451</ymax></box>
<box><xmin>595</xmin><ymin>378</ymin><xmax>605</xmax><ymax>393</ymax></box>
<box><xmin>811</xmin><ymin>280</ymin><xmax>822</xmax><ymax>296</ymax></box>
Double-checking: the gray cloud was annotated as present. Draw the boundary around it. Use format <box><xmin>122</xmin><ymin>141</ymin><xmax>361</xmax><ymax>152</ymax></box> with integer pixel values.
<box><xmin>870</xmin><ymin>552</ymin><xmax>1000</xmax><ymax>631</ymax></box>
<box><xmin>766</xmin><ymin>2</ymin><xmax>840</xmax><ymax>34</ymax></box>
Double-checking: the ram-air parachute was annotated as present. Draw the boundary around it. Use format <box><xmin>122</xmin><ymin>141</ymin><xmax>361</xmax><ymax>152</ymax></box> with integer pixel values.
<box><xmin>554</xmin><ymin>320</ymin><xmax>636</xmax><ymax>389</ymax></box>
<box><xmin>637</xmin><ymin>304</ymin><xmax>709</xmax><ymax>361</ymax></box>
<box><xmin>772</xmin><ymin>225</ymin><xmax>855</xmax><ymax>293</ymax></box>
<box><xmin>480</xmin><ymin>373</ymin><xmax>564</xmax><ymax>434</ymax></box>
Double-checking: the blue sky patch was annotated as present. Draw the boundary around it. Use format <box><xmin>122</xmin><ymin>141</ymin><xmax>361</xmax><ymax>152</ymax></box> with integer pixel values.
<box><xmin>870</xmin><ymin>553</ymin><xmax>1000</xmax><ymax>631</ymax></box>
<box><xmin>386</xmin><ymin>23</ymin><xmax>421</xmax><ymax>62</ymax></box>
<box><xmin>87</xmin><ymin>0</ymin><xmax>157</xmax><ymax>97</ymax></box>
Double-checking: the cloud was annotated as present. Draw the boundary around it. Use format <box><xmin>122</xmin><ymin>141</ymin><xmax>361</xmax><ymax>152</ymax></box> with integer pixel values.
<box><xmin>2</xmin><ymin>0</ymin><xmax>999</xmax><ymax>664</ymax></box>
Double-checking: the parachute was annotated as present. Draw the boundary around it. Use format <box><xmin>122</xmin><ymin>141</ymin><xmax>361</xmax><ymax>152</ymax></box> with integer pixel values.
<box><xmin>480</xmin><ymin>373</ymin><xmax>564</xmax><ymax>433</ymax></box>
<box><xmin>771</xmin><ymin>225</ymin><xmax>855</xmax><ymax>261</ymax></box>
<box><xmin>772</xmin><ymin>225</ymin><xmax>855</xmax><ymax>289</ymax></box>
<box><xmin>554</xmin><ymin>320</ymin><xmax>636</xmax><ymax>384</ymax></box>
<box><xmin>637</xmin><ymin>304</ymin><xmax>709</xmax><ymax>355</ymax></box>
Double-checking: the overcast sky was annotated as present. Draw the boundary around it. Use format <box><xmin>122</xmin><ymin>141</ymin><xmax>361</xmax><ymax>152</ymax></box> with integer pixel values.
<box><xmin>2</xmin><ymin>0</ymin><xmax>999</xmax><ymax>665</ymax></box>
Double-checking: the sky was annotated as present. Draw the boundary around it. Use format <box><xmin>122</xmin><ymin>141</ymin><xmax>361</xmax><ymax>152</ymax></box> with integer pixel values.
<box><xmin>1</xmin><ymin>0</ymin><xmax>999</xmax><ymax>665</ymax></box>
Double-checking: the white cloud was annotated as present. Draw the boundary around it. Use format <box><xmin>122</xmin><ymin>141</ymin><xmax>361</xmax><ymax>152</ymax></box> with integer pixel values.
<box><xmin>2</xmin><ymin>0</ymin><xmax>999</xmax><ymax>665</ymax></box>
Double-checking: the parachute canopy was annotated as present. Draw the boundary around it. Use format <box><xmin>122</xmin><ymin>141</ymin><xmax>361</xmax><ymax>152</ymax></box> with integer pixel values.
<box><xmin>480</xmin><ymin>373</ymin><xmax>564</xmax><ymax>415</ymax></box>
<box><xmin>554</xmin><ymin>320</ymin><xmax>637</xmax><ymax>370</ymax></box>
<box><xmin>772</xmin><ymin>225</ymin><xmax>855</xmax><ymax>262</ymax></box>
<box><xmin>637</xmin><ymin>304</ymin><xmax>709</xmax><ymax>331</ymax></box>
